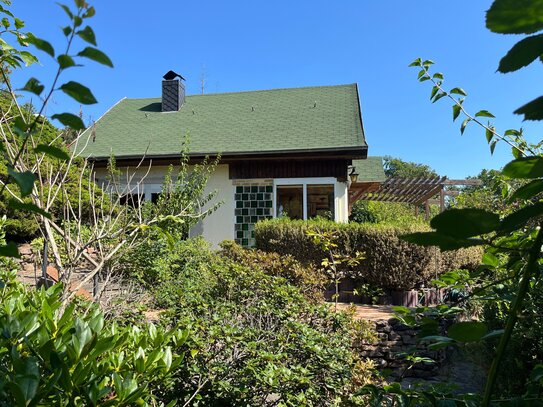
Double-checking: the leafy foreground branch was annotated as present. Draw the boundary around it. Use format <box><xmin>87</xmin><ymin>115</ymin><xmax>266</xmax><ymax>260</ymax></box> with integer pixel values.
<box><xmin>0</xmin><ymin>270</ymin><xmax>186</xmax><ymax>405</ymax></box>
<box><xmin>364</xmin><ymin>0</ymin><xmax>543</xmax><ymax>405</ymax></box>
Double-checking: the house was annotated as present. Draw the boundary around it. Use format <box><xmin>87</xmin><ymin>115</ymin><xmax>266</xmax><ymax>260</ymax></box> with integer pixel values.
<box><xmin>79</xmin><ymin>72</ymin><xmax>384</xmax><ymax>247</ymax></box>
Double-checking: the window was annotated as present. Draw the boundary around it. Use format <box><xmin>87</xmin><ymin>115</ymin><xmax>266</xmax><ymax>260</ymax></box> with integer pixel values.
<box><xmin>307</xmin><ymin>185</ymin><xmax>334</xmax><ymax>220</ymax></box>
<box><xmin>151</xmin><ymin>193</ymin><xmax>161</xmax><ymax>203</ymax></box>
<box><xmin>276</xmin><ymin>185</ymin><xmax>303</xmax><ymax>219</ymax></box>
<box><xmin>119</xmin><ymin>193</ymin><xmax>143</xmax><ymax>208</ymax></box>
<box><xmin>274</xmin><ymin>179</ymin><xmax>337</xmax><ymax>221</ymax></box>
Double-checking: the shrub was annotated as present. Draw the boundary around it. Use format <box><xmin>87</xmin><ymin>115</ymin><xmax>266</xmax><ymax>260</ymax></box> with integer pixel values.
<box><xmin>219</xmin><ymin>240</ymin><xmax>326</xmax><ymax>301</ymax></box>
<box><xmin>255</xmin><ymin>218</ymin><xmax>482</xmax><ymax>290</ymax></box>
<box><xmin>350</xmin><ymin>200</ymin><xmax>429</xmax><ymax>226</ymax></box>
<box><xmin>130</xmin><ymin>237</ymin><xmax>376</xmax><ymax>405</ymax></box>
<box><xmin>0</xmin><ymin>270</ymin><xmax>187</xmax><ymax>405</ymax></box>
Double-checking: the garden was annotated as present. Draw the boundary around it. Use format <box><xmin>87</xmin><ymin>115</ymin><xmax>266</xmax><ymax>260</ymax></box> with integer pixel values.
<box><xmin>0</xmin><ymin>0</ymin><xmax>542</xmax><ymax>406</ymax></box>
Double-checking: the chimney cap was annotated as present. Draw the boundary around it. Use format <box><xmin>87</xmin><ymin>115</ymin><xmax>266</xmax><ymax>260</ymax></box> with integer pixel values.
<box><xmin>163</xmin><ymin>70</ymin><xmax>185</xmax><ymax>81</ymax></box>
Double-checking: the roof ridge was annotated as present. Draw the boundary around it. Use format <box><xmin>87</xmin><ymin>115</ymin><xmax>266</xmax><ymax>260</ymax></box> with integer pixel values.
<box><xmin>122</xmin><ymin>83</ymin><xmax>358</xmax><ymax>101</ymax></box>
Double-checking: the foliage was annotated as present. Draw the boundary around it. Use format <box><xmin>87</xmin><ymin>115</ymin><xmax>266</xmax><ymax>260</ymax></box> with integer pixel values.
<box><xmin>219</xmin><ymin>240</ymin><xmax>325</xmax><ymax>301</ymax></box>
<box><xmin>366</xmin><ymin>0</ymin><xmax>543</xmax><ymax>404</ymax></box>
<box><xmin>383</xmin><ymin>155</ymin><xmax>439</xmax><ymax>178</ymax></box>
<box><xmin>0</xmin><ymin>270</ymin><xmax>187</xmax><ymax>406</ymax></box>
<box><xmin>350</xmin><ymin>200</ymin><xmax>428</xmax><ymax>226</ymax></box>
<box><xmin>255</xmin><ymin>218</ymin><xmax>481</xmax><ymax>290</ymax></box>
<box><xmin>0</xmin><ymin>97</ymin><xmax>102</xmax><ymax>241</ymax></box>
<box><xmin>141</xmin><ymin>140</ymin><xmax>221</xmax><ymax>239</ymax></box>
<box><xmin>452</xmin><ymin>169</ymin><xmax>527</xmax><ymax>215</ymax></box>
<box><xmin>129</xmin><ymin>237</ymin><xmax>377</xmax><ymax>406</ymax></box>
<box><xmin>482</xmin><ymin>275</ymin><xmax>543</xmax><ymax>397</ymax></box>
<box><xmin>307</xmin><ymin>229</ymin><xmax>364</xmax><ymax>308</ymax></box>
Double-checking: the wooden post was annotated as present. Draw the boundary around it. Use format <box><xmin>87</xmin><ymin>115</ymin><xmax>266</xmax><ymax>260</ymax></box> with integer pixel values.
<box><xmin>425</xmin><ymin>200</ymin><xmax>430</xmax><ymax>220</ymax></box>
<box><xmin>440</xmin><ymin>186</ymin><xmax>445</xmax><ymax>213</ymax></box>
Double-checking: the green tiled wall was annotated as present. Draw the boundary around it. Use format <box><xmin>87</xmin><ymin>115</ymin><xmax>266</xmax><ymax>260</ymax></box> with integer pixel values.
<box><xmin>234</xmin><ymin>185</ymin><xmax>273</xmax><ymax>247</ymax></box>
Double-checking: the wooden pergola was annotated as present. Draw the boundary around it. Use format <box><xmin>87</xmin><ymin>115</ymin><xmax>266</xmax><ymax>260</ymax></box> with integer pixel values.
<box><xmin>349</xmin><ymin>177</ymin><xmax>481</xmax><ymax>218</ymax></box>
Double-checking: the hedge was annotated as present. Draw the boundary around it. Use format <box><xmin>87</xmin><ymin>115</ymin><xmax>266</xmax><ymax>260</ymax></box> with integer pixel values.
<box><xmin>254</xmin><ymin>218</ymin><xmax>482</xmax><ymax>290</ymax></box>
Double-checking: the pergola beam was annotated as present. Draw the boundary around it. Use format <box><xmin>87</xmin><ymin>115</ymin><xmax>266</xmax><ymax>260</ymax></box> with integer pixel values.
<box><xmin>348</xmin><ymin>175</ymin><xmax>476</xmax><ymax>213</ymax></box>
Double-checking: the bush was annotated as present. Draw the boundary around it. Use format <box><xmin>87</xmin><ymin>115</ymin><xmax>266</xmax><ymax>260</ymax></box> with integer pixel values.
<box><xmin>219</xmin><ymin>240</ymin><xmax>326</xmax><ymax>301</ymax></box>
<box><xmin>483</xmin><ymin>277</ymin><xmax>543</xmax><ymax>397</ymax></box>
<box><xmin>129</xmin><ymin>237</ymin><xmax>376</xmax><ymax>405</ymax></box>
<box><xmin>0</xmin><ymin>270</ymin><xmax>187</xmax><ymax>405</ymax></box>
<box><xmin>350</xmin><ymin>200</ymin><xmax>429</xmax><ymax>226</ymax></box>
<box><xmin>255</xmin><ymin>218</ymin><xmax>482</xmax><ymax>290</ymax></box>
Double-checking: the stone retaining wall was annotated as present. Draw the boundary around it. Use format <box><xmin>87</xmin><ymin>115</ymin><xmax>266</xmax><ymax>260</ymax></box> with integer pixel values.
<box><xmin>356</xmin><ymin>317</ymin><xmax>444</xmax><ymax>379</ymax></box>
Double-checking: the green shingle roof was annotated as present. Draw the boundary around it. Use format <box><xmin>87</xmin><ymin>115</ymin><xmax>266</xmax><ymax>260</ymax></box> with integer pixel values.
<box><xmin>78</xmin><ymin>83</ymin><xmax>367</xmax><ymax>159</ymax></box>
<box><xmin>352</xmin><ymin>157</ymin><xmax>386</xmax><ymax>182</ymax></box>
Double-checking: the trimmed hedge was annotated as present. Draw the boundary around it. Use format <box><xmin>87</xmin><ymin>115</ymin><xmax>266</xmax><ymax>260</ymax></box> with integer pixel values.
<box><xmin>255</xmin><ymin>218</ymin><xmax>482</xmax><ymax>290</ymax></box>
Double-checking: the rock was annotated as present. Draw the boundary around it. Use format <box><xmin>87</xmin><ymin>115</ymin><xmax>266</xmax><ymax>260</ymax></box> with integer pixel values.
<box><xmin>18</xmin><ymin>244</ymin><xmax>33</xmax><ymax>256</ymax></box>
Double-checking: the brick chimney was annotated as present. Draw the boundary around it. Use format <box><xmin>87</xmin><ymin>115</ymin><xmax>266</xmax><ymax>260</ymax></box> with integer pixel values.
<box><xmin>162</xmin><ymin>70</ymin><xmax>185</xmax><ymax>112</ymax></box>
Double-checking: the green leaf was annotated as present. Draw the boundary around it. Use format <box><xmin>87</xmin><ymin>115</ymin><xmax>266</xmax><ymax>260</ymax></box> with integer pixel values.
<box><xmin>486</xmin><ymin>0</ymin><xmax>543</xmax><ymax>34</ymax></box>
<box><xmin>514</xmin><ymin>96</ymin><xmax>543</xmax><ymax>121</ymax></box>
<box><xmin>59</xmin><ymin>81</ymin><xmax>97</xmax><ymax>104</ymax></box>
<box><xmin>11</xmin><ymin>357</ymin><xmax>40</xmax><ymax>404</ymax></box>
<box><xmin>482</xmin><ymin>252</ymin><xmax>499</xmax><ymax>267</ymax></box>
<box><xmin>51</xmin><ymin>113</ymin><xmax>85</xmax><ymax>130</ymax></box>
<box><xmin>430</xmin><ymin>208</ymin><xmax>500</xmax><ymax>238</ymax></box>
<box><xmin>498</xmin><ymin>34</ymin><xmax>543</xmax><ymax>73</ymax></box>
<box><xmin>452</xmin><ymin>104</ymin><xmax>461</xmax><ymax>121</ymax></box>
<box><xmin>83</xmin><ymin>6</ymin><xmax>95</xmax><ymax>18</ymax></box>
<box><xmin>475</xmin><ymin>110</ymin><xmax>495</xmax><ymax>118</ymax></box>
<box><xmin>460</xmin><ymin>118</ymin><xmax>470</xmax><ymax>135</ymax></box>
<box><xmin>8</xmin><ymin>167</ymin><xmax>35</xmax><ymax>196</ymax></box>
<box><xmin>14</xmin><ymin>18</ymin><xmax>24</xmax><ymax>29</ymax></box>
<box><xmin>57</xmin><ymin>54</ymin><xmax>75</xmax><ymax>69</ymax></box>
<box><xmin>432</xmin><ymin>72</ymin><xmax>443</xmax><ymax>80</ymax></box>
<box><xmin>500</xmin><ymin>202</ymin><xmax>543</xmax><ymax>232</ymax></box>
<box><xmin>401</xmin><ymin>232</ymin><xmax>483</xmax><ymax>251</ymax></box>
<box><xmin>58</xmin><ymin>3</ymin><xmax>73</xmax><ymax>19</ymax></box>
<box><xmin>450</xmin><ymin>87</ymin><xmax>467</xmax><ymax>96</ymax></box>
<box><xmin>430</xmin><ymin>86</ymin><xmax>439</xmax><ymax>100</ymax></box>
<box><xmin>485</xmin><ymin>128</ymin><xmax>494</xmax><ymax>143</ymax></box>
<box><xmin>482</xmin><ymin>329</ymin><xmax>504</xmax><ymax>341</ymax></box>
<box><xmin>408</xmin><ymin>58</ymin><xmax>422</xmax><ymax>67</ymax></box>
<box><xmin>34</xmin><ymin>144</ymin><xmax>70</xmax><ymax>161</ymax></box>
<box><xmin>21</xmin><ymin>77</ymin><xmax>44</xmax><ymax>96</ymax></box>
<box><xmin>0</xmin><ymin>242</ymin><xmax>20</xmax><ymax>258</ymax></box>
<box><xmin>510</xmin><ymin>179</ymin><xmax>543</xmax><ymax>201</ymax></box>
<box><xmin>62</xmin><ymin>26</ymin><xmax>72</xmax><ymax>37</ymax></box>
<box><xmin>8</xmin><ymin>200</ymin><xmax>51</xmax><ymax>219</ymax></box>
<box><xmin>76</xmin><ymin>26</ymin><xmax>97</xmax><ymax>46</ymax></box>
<box><xmin>490</xmin><ymin>139</ymin><xmax>498</xmax><ymax>155</ymax></box>
<box><xmin>26</xmin><ymin>33</ymin><xmax>55</xmax><ymax>57</ymax></box>
<box><xmin>12</xmin><ymin>116</ymin><xmax>30</xmax><ymax>138</ymax></box>
<box><xmin>502</xmin><ymin>156</ymin><xmax>543</xmax><ymax>178</ymax></box>
<box><xmin>447</xmin><ymin>321</ymin><xmax>487</xmax><ymax>342</ymax></box>
<box><xmin>432</xmin><ymin>91</ymin><xmax>447</xmax><ymax>103</ymax></box>
<box><xmin>19</xmin><ymin>51</ymin><xmax>38</xmax><ymax>66</ymax></box>
<box><xmin>422</xmin><ymin>59</ymin><xmax>435</xmax><ymax>67</ymax></box>
<box><xmin>73</xmin><ymin>15</ymin><xmax>82</xmax><ymax>27</ymax></box>
<box><xmin>77</xmin><ymin>47</ymin><xmax>113</xmax><ymax>67</ymax></box>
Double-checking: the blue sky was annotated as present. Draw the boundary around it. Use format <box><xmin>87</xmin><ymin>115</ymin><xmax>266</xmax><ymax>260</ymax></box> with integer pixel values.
<box><xmin>10</xmin><ymin>0</ymin><xmax>543</xmax><ymax>178</ymax></box>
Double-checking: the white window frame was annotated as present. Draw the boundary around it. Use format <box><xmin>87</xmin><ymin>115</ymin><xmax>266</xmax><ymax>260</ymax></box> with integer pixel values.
<box><xmin>273</xmin><ymin>177</ymin><xmax>339</xmax><ymax>222</ymax></box>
